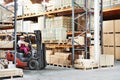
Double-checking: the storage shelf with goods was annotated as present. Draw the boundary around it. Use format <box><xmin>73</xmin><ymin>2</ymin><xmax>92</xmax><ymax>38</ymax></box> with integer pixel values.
<box><xmin>0</xmin><ymin>3</ymin><xmax>14</xmax><ymax>50</ymax></box>
<box><xmin>103</xmin><ymin>0</ymin><xmax>120</xmax><ymax>20</ymax></box>
<box><xmin>13</xmin><ymin>0</ymin><xmax>95</xmax><ymax>67</ymax></box>
<box><xmin>0</xmin><ymin>5</ymin><xmax>14</xmax><ymax>30</ymax></box>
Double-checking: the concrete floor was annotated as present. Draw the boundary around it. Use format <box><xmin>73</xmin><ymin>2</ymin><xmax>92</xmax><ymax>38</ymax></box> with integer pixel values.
<box><xmin>4</xmin><ymin>61</ymin><xmax>120</xmax><ymax>80</ymax></box>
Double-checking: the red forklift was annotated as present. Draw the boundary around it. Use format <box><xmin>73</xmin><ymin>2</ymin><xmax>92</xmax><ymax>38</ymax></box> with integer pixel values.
<box><xmin>6</xmin><ymin>30</ymin><xmax>46</xmax><ymax>70</ymax></box>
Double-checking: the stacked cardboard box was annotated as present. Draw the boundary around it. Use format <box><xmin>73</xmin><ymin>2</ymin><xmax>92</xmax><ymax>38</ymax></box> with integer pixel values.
<box><xmin>46</xmin><ymin>50</ymin><xmax>71</xmax><ymax>66</ymax></box>
<box><xmin>42</xmin><ymin>27</ymin><xmax>67</xmax><ymax>41</ymax></box>
<box><xmin>24</xmin><ymin>4</ymin><xmax>44</xmax><ymax>14</ymax></box>
<box><xmin>103</xmin><ymin>20</ymin><xmax>120</xmax><ymax>60</ymax></box>
<box><xmin>47</xmin><ymin>0</ymin><xmax>85</xmax><ymax>11</ymax></box>
<box><xmin>103</xmin><ymin>20</ymin><xmax>115</xmax><ymax>56</ymax></box>
<box><xmin>100</xmin><ymin>54</ymin><xmax>114</xmax><ymax>66</ymax></box>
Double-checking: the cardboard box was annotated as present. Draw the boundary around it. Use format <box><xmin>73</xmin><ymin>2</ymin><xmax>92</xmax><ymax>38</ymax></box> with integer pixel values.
<box><xmin>103</xmin><ymin>46</ymin><xmax>115</xmax><ymax>55</ymax></box>
<box><xmin>103</xmin><ymin>20</ymin><xmax>114</xmax><ymax>33</ymax></box>
<box><xmin>115</xmin><ymin>20</ymin><xmax>120</xmax><ymax>32</ymax></box>
<box><xmin>103</xmin><ymin>34</ymin><xmax>114</xmax><ymax>46</ymax></box>
<box><xmin>115</xmin><ymin>34</ymin><xmax>120</xmax><ymax>46</ymax></box>
<box><xmin>115</xmin><ymin>47</ymin><xmax>120</xmax><ymax>60</ymax></box>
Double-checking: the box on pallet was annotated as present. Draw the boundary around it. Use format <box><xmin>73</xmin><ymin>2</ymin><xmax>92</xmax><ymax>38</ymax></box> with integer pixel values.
<box><xmin>45</xmin><ymin>16</ymin><xmax>72</xmax><ymax>31</ymax></box>
<box><xmin>54</xmin><ymin>52</ymin><xmax>71</xmax><ymax>65</ymax></box>
<box><xmin>24</xmin><ymin>4</ymin><xmax>44</xmax><ymax>14</ymax></box>
<box><xmin>55</xmin><ymin>28</ymin><xmax>67</xmax><ymax>41</ymax></box>
<box><xmin>31</xmin><ymin>23</ymin><xmax>43</xmax><ymax>32</ymax></box>
<box><xmin>38</xmin><ymin>16</ymin><xmax>44</xmax><ymax>29</ymax></box>
<box><xmin>47</xmin><ymin>0</ymin><xmax>85</xmax><ymax>10</ymax></box>
<box><xmin>100</xmin><ymin>54</ymin><xmax>114</xmax><ymax>66</ymax></box>
<box><xmin>16</xmin><ymin>20</ymin><xmax>23</xmax><ymax>32</ymax></box>
<box><xmin>30</xmin><ymin>4</ymin><xmax>44</xmax><ymax>13</ymax></box>
<box><xmin>17</xmin><ymin>5</ymin><xmax>23</xmax><ymax>16</ymax></box>
<box><xmin>23</xmin><ymin>21</ymin><xmax>33</xmax><ymax>32</ymax></box>
<box><xmin>42</xmin><ymin>28</ymin><xmax>67</xmax><ymax>41</ymax></box>
<box><xmin>74</xmin><ymin>59</ymin><xmax>98</xmax><ymax>69</ymax></box>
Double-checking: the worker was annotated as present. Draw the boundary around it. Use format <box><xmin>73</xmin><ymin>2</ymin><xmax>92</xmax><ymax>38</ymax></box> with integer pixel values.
<box><xmin>18</xmin><ymin>36</ymin><xmax>30</xmax><ymax>55</ymax></box>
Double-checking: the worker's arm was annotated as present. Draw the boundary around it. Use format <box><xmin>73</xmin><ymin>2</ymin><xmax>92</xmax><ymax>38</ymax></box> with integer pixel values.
<box><xmin>18</xmin><ymin>40</ymin><xmax>29</xmax><ymax>47</ymax></box>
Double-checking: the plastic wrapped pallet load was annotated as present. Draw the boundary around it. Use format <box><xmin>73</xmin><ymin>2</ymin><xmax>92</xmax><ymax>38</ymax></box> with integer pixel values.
<box><xmin>17</xmin><ymin>5</ymin><xmax>23</xmax><ymax>16</ymax></box>
<box><xmin>23</xmin><ymin>21</ymin><xmax>33</xmax><ymax>32</ymax></box>
<box><xmin>38</xmin><ymin>16</ymin><xmax>44</xmax><ymax>30</ymax></box>
<box><xmin>55</xmin><ymin>28</ymin><xmax>67</xmax><ymax>41</ymax></box>
<box><xmin>74</xmin><ymin>59</ymin><xmax>98</xmax><ymax>69</ymax></box>
<box><xmin>100</xmin><ymin>54</ymin><xmax>114</xmax><ymax>67</ymax></box>
<box><xmin>42</xmin><ymin>28</ymin><xmax>67</xmax><ymax>41</ymax></box>
<box><xmin>29</xmin><ymin>4</ymin><xmax>44</xmax><ymax>13</ymax></box>
<box><xmin>16</xmin><ymin>20</ymin><xmax>23</xmax><ymax>32</ymax></box>
<box><xmin>46</xmin><ymin>0</ymin><xmax>85</xmax><ymax>10</ymax></box>
<box><xmin>30</xmin><ymin>23</ymin><xmax>42</xmax><ymax>32</ymax></box>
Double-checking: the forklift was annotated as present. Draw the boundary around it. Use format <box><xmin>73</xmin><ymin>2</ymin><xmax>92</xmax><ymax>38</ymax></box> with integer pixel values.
<box><xmin>6</xmin><ymin>30</ymin><xmax>46</xmax><ymax>70</ymax></box>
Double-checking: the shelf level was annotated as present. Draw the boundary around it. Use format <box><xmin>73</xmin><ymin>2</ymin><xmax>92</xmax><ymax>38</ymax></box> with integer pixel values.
<box><xmin>0</xmin><ymin>25</ymin><xmax>14</xmax><ymax>30</ymax></box>
<box><xmin>46</xmin><ymin>44</ymin><xmax>85</xmax><ymax>48</ymax></box>
<box><xmin>17</xmin><ymin>7</ymin><xmax>85</xmax><ymax>19</ymax></box>
<box><xmin>0</xmin><ymin>21</ymin><xmax>13</xmax><ymax>24</ymax></box>
<box><xmin>103</xmin><ymin>6</ymin><xmax>120</xmax><ymax>20</ymax></box>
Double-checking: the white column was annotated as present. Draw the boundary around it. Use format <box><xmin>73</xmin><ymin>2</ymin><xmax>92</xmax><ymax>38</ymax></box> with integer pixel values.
<box><xmin>94</xmin><ymin>0</ymin><xmax>101</xmax><ymax>64</ymax></box>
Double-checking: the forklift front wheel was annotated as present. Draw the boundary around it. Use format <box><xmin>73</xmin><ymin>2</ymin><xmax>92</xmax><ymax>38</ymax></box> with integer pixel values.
<box><xmin>28</xmin><ymin>60</ymin><xmax>39</xmax><ymax>70</ymax></box>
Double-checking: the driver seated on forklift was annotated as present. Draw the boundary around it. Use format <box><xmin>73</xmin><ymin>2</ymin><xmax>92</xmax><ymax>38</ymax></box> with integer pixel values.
<box><xmin>18</xmin><ymin>36</ymin><xmax>30</xmax><ymax>55</ymax></box>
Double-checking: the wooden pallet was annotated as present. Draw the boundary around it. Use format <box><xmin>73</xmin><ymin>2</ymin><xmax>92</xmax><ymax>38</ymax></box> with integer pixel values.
<box><xmin>42</xmin><ymin>40</ymin><xmax>67</xmax><ymax>44</ymax></box>
<box><xmin>23</xmin><ymin>13</ymin><xmax>39</xmax><ymax>17</ymax></box>
<box><xmin>100</xmin><ymin>65</ymin><xmax>114</xmax><ymax>68</ymax></box>
<box><xmin>0</xmin><ymin>68</ymin><xmax>23</xmax><ymax>79</ymax></box>
<box><xmin>74</xmin><ymin>64</ymin><xmax>99</xmax><ymax>70</ymax></box>
<box><xmin>47</xmin><ymin>64</ymin><xmax>72</xmax><ymax>68</ymax></box>
<box><xmin>46</xmin><ymin>6</ymin><xmax>71</xmax><ymax>12</ymax></box>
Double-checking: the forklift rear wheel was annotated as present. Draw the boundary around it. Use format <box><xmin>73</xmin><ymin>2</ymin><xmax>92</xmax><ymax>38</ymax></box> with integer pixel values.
<box><xmin>28</xmin><ymin>60</ymin><xmax>39</xmax><ymax>70</ymax></box>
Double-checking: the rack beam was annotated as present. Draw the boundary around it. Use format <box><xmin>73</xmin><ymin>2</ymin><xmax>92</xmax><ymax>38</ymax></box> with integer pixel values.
<box><xmin>17</xmin><ymin>7</ymin><xmax>85</xmax><ymax>19</ymax></box>
<box><xmin>103</xmin><ymin>6</ymin><xmax>120</xmax><ymax>20</ymax></box>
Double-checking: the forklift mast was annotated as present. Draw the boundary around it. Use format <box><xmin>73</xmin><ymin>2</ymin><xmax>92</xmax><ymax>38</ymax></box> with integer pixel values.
<box><xmin>34</xmin><ymin>30</ymin><xmax>46</xmax><ymax>69</ymax></box>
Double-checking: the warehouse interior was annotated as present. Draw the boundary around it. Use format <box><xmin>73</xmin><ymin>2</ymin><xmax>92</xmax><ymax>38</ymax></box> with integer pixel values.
<box><xmin>0</xmin><ymin>0</ymin><xmax>120</xmax><ymax>80</ymax></box>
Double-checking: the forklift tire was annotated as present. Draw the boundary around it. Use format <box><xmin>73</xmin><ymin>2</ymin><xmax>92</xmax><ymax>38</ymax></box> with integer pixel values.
<box><xmin>28</xmin><ymin>60</ymin><xmax>39</xmax><ymax>70</ymax></box>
